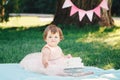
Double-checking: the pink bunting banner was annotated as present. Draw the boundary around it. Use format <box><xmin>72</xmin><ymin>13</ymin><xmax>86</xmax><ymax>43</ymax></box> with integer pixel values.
<box><xmin>62</xmin><ymin>0</ymin><xmax>73</xmax><ymax>8</ymax></box>
<box><xmin>100</xmin><ymin>0</ymin><xmax>109</xmax><ymax>10</ymax></box>
<box><xmin>70</xmin><ymin>5</ymin><xmax>79</xmax><ymax>16</ymax></box>
<box><xmin>78</xmin><ymin>10</ymin><xmax>86</xmax><ymax>21</ymax></box>
<box><xmin>94</xmin><ymin>6</ymin><xmax>101</xmax><ymax>17</ymax></box>
<box><xmin>86</xmin><ymin>10</ymin><xmax>94</xmax><ymax>22</ymax></box>
<box><xmin>62</xmin><ymin>0</ymin><xmax>109</xmax><ymax>22</ymax></box>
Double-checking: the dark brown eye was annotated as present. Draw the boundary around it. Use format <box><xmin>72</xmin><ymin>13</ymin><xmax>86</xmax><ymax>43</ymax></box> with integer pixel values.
<box><xmin>48</xmin><ymin>36</ymin><xmax>52</xmax><ymax>38</ymax></box>
<box><xmin>55</xmin><ymin>36</ymin><xmax>58</xmax><ymax>38</ymax></box>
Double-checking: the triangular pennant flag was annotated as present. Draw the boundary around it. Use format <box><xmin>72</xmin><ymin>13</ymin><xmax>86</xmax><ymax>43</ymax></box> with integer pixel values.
<box><xmin>70</xmin><ymin>5</ymin><xmax>79</xmax><ymax>16</ymax></box>
<box><xmin>100</xmin><ymin>0</ymin><xmax>109</xmax><ymax>10</ymax></box>
<box><xmin>62</xmin><ymin>0</ymin><xmax>73</xmax><ymax>9</ymax></box>
<box><xmin>94</xmin><ymin>6</ymin><xmax>101</xmax><ymax>17</ymax></box>
<box><xmin>62</xmin><ymin>0</ymin><xmax>108</xmax><ymax>22</ymax></box>
<box><xmin>78</xmin><ymin>10</ymin><xmax>86</xmax><ymax>21</ymax></box>
<box><xmin>86</xmin><ymin>10</ymin><xmax>94</xmax><ymax>22</ymax></box>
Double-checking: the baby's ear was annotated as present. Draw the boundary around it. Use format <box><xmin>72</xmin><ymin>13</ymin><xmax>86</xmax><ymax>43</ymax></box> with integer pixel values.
<box><xmin>60</xmin><ymin>39</ymin><xmax>62</xmax><ymax>41</ymax></box>
<box><xmin>60</xmin><ymin>38</ymin><xmax>64</xmax><ymax>41</ymax></box>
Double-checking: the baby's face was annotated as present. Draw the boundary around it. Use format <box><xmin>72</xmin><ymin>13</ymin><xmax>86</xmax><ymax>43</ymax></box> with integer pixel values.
<box><xmin>45</xmin><ymin>30</ymin><xmax>60</xmax><ymax>47</ymax></box>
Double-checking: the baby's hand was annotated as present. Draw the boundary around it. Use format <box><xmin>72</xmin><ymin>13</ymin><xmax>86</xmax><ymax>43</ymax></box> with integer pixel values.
<box><xmin>66</xmin><ymin>54</ymin><xmax>72</xmax><ymax>58</ymax></box>
<box><xmin>44</xmin><ymin>62</ymin><xmax>48</xmax><ymax>68</ymax></box>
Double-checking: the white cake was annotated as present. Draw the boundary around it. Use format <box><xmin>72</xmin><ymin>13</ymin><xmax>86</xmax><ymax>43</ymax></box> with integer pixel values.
<box><xmin>65</xmin><ymin>57</ymin><xmax>84</xmax><ymax>69</ymax></box>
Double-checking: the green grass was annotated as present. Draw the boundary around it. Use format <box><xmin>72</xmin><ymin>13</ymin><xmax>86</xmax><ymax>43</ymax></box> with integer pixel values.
<box><xmin>0</xmin><ymin>16</ymin><xmax>120</xmax><ymax>70</ymax></box>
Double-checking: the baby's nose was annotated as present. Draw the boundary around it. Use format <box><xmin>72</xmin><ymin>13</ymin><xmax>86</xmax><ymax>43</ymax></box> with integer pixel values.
<box><xmin>51</xmin><ymin>38</ymin><xmax>55</xmax><ymax>41</ymax></box>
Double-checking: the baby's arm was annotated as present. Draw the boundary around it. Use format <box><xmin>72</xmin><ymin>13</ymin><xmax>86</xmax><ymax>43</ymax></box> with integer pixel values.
<box><xmin>42</xmin><ymin>47</ymin><xmax>50</xmax><ymax>68</ymax></box>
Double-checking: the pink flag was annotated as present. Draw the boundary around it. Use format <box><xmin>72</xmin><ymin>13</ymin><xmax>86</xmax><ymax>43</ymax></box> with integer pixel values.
<box><xmin>78</xmin><ymin>10</ymin><xmax>86</xmax><ymax>21</ymax></box>
<box><xmin>70</xmin><ymin>5</ymin><xmax>79</xmax><ymax>16</ymax></box>
<box><xmin>86</xmin><ymin>10</ymin><xmax>94</xmax><ymax>22</ymax></box>
<box><xmin>62</xmin><ymin>0</ymin><xmax>73</xmax><ymax>9</ymax></box>
<box><xmin>62</xmin><ymin>0</ymin><xmax>108</xmax><ymax>22</ymax></box>
<box><xmin>94</xmin><ymin>6</ymin><xmax>101</xmax><ymax>17</ymax></box>
<box><xmin>100</xmin><ymin>0</ymin><xmax>109</xmax><ymax>10</ymax></box>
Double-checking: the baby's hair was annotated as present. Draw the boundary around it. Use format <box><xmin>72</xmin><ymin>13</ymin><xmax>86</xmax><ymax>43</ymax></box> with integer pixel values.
<box><xmin>43</xmin><ymin>24</ymin><xmax>64</xmax><ymax>40</ymax></box>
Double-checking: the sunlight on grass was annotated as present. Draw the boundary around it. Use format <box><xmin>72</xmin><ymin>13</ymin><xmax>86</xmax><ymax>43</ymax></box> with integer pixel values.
<box><xmin>0</xmin><ymin>16</ymin><xmax>119</xmax><ymax>28</ymax></box>
<box><xmin>0</xmin><ymin>16</ymin><xmax>53</xmax><ymax>28</ymax></box>
<box><xmin>103</xmin><ymin>63</ymin><xmax>114</xmax><ymax>69</ymax></box>
<box><xmin>113</xmin><ymin>17</ymin><xmax>120</xmax><ymax>27</ymax></box>
<box><xmin>103</xmin><ymin>29</ymin><xmax>120</xmax><ymax>47</ymax></box>
<box><xmin>76</xmin><ymin>27</ymin><xmax>120</xmax><ymax>47</ymax></box>
<box><xmin>76</xmin><ymin>32</ymin><xmax>102</xmax><ymax>43</ymax></box>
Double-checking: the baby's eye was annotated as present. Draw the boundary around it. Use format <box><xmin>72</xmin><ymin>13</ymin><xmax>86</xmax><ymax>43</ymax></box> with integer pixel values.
<box><xmin>48</xmin><ymin>36</ymin><xmax>52</xmax><ymax>38</ymax></box>
<box><xmin>55</xmin><ymin>36</ymin><xmax>58</xmax><ymax>38</ymax></box>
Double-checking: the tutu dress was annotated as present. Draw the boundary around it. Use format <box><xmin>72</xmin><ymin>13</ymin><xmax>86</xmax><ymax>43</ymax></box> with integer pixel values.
<box><xmin>20</xmin><ymin>44</ymin><xmax>69</xmax><ymax>75</ymax></box>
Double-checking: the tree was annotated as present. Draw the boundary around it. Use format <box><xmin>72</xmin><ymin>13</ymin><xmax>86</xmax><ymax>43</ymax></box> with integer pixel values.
<box><xmin>52</xmin><ymin>0</ymin><xmax>114</xmax><ymax>27</ymax></box>
<box><xmin>0</xmin><ymin>0</ymin><xmax>7</xmax><ymax>22</ymax></box>
<box><xmin>0</xmin><ymin>0</ymin><xmax>19</xmax><ymax>22</ymax></box>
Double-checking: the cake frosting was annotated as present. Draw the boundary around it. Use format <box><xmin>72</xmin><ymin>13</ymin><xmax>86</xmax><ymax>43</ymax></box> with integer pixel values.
<box><xmin>65</xmin><ymin>57</ymin><xmax>84</xmax><ymax>69</ymax></box>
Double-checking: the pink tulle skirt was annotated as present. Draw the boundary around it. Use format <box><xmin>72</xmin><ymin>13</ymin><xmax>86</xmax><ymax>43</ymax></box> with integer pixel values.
<box><xmin>20</xmin><ymin>52</ymin><xmax>67</xmax><ymax>75</ymax></box>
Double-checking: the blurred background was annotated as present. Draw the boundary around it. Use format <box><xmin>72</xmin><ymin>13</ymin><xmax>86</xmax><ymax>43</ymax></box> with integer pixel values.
<box><xmin>0</xmin><ymin>0</ymin><xmax>120</xmax><ymax>22</ymax></box>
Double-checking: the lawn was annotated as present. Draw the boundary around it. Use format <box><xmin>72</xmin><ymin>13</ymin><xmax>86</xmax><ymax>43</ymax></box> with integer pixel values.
<box><xmin>0</xmin><ymin>16</ymin><xmax>120</xmax><ymax>70</ymax></box>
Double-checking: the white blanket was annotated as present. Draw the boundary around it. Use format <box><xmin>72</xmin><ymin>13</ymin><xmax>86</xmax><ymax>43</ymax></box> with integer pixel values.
<box><xmin>0</xmin><ymin>64</ymin><xmax>120</xmax><ymax>80</ymax></box>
